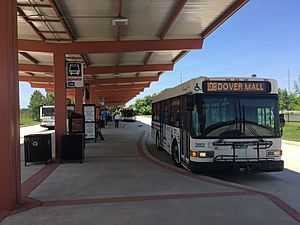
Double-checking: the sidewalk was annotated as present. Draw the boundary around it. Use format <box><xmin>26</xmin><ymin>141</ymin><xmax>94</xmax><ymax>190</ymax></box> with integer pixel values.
<box><xmin>1</xmin><ymin>121</ymin><xmax>299</xmax><ymax>224</ymax></box>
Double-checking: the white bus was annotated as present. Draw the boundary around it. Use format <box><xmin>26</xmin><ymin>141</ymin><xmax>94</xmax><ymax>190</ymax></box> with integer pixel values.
<box><xmin>151</xmin><ymin>77</ymin><xmax>284</xmax><ymax>173</ymax></box>
<box><xmin>40</xmin><ymin>106</ymin><xmax>55</xmax><ymax>129</ymax></box>
<box><xmin>40</xmin><ymin>105</ymin><xmax>75</xmax><ymax>129</ymax></box>
<box><xmin>121</xmin><ymin>108</ymin><xmax>136</xmax><ymax>122</ymax></box>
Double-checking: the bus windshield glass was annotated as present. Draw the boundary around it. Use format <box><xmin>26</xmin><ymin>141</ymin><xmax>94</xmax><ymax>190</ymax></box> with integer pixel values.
<box><xmin>122</xmin><ymin>109</ymin><xmax>135</xmax><ymax>117</ymax></box>
<box><xmin>42</xmin><ymin>107</ymin><xmax>54</xmax><ymax>117</ymax></box>
<box><xmin>191</xmin><ymin>94</ymin><xmax>280</xmax><ymax>138</ymax></box>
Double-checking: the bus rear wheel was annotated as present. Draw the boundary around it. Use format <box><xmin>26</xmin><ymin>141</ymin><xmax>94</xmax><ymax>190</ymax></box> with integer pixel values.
<box><xmin>172</xmin><ymin>142</ymin><xmax>181</xmax><ymax>167</ymax></box>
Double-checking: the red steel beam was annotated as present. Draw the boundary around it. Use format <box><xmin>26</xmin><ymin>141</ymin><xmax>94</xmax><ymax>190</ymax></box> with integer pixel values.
<box><xmin>172</xmin><ymin>51</ymin><xmax>189</xmax><ymax>64</ymax></box>
<box><xmin>30</xmin><ymin>83</ymin><xmax>53</xmax><ymax>89</ymax></box>
<box><xmin>95</xmin><ymin>91</ymin><xmax>141</xmax><ymax>95</ymax></box>
<box><xmin>45</xmin><ymin>88</ymin><xmax>75</xmax><ymax>93</ymax></box>
<box><xmin>29</xmin><ymin>83</ymin><xmax>143</xmax><ymax>92</ymax></box>
<box><xmin>101</xmin><ymin>97</ymin><xmax>135</xmax><ymax>102</ymax></box>
<box><xmin>38</xmin><ymin>30</ymin><xmax>67</xmax><ymax>34</ymax></box>
<box><xmin>19</xmin><ymin>64</ymin><xmax>53</xmax><ymax>73</ymax></box>
<box><xmin>19</xmin><ymin>76</ymin><xmax>53</xmax><ymax>83</ymax></box>
<box><xmin>17</xmin><ymin>3</ymin><xmax>52</xmax><ymax>8</ymax></box>
<box><xmin>96</xmin><ymin>88</ymin><xmax>144</xmax><ymax>93</ymax></box>
<box><xmin>19</xmin><ymin>63</ymin><xmax>173</xmax><ymax>74</ymax></box>
<box><xmin>19</xmin><ymin>52</ymin><xmax>39</xmax><ymax>65</ymax></box>
<box><xmin>18</xmin><ymin>39</ymin><xmax>204</xmax><ymax>53</ymax></box>
<box><xmin>201</xmin><ymin>0</ymin><xmax>249</xmax><ymax>39</ymax></box>
<box><xmin>88</xmin><ymin>76</ymin><xmax>159</xmax><ymax>85</ymax></box>
<box><xmin>94</xmin><ymin>84</ymin><xmax>149</xmax><ymax>90</ymax></box>
<box><xmin>86</xmin><ymin>64</ymin><xmax>173</xmax><ymax>74</ymax></box>
<box><xmin>28</xmin><ymin>18</ymin><xmax>61</xmax><ymax>23</ymax></box>
<box><xmin>159</xmin><ymin>0</ymin><xmax>188</xmax><ymax>40</ymax></box>
<box><xmin>20</xmin><ymin>75</ymin><xmax>159</xmax><ymax>85</ymax></box>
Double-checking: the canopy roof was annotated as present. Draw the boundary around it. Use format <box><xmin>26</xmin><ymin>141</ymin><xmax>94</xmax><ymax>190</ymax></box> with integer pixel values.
<box><xmin>17</xmin><ymin>0</ymin><xmax>248</xmax><ymax>105</ymax></box>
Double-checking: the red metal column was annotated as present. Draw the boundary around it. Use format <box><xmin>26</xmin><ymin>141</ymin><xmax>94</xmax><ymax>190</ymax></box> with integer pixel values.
<box><xmin>90</xmin><ymin>86</ymin><xmax>96</xmax><ymax>105</ymax></box>
<box><xmin>54</xmin><ymin>51</ymin><xmax>66</xmax><ymax>161</ymax></box>
<box><xmin>0</xmin><ymin>0</ymin><xmax>21</xmax><ymax>213</ymax></box>
<box><xmin>75</xmin><ymin>88</ymin><xmax>83</xmax><ymax>113</ymax></box>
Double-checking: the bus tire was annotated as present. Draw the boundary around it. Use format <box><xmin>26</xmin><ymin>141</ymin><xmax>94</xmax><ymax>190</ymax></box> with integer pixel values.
<box><xmin>171</xmin><ymin>141</ymin><xmax>181</xmax><ymax>167</ymax></box>
<box><xmin>156</xmin><ymin>133</ymin><xmax>162</xmax><ymax>151</ymax></box>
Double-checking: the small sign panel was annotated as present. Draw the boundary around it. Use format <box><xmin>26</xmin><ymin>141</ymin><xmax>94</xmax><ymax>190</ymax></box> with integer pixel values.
<box><xmin>84</xmin><ymin>106</ymin><xmax>95</xmax><ymax>122</ymax></box>
<box><xmin>85</xmin><ymin>123</ymin><xmax>96</xmax><ymax>139</ymax></box>
<box><xmin>66</xmin><ymin>62</ymin><xmax>83</xmax><ymax>88</ymax></box>
<box><xmin>99</xmin><ymin>96</ymin><xmax>105</xmax><ymax>106</ymax></box>
<box><xmin>202</xmin><ymin>81</ymin><xmax>271</xmax><ymax>93</ymax></box>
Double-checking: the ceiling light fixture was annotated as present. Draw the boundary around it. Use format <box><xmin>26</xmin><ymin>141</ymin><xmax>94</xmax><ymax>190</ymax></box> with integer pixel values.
<box><xmin>112</xmin><ymin>17</ymin><xmax>128</xmax><ymax>26</ymax></box>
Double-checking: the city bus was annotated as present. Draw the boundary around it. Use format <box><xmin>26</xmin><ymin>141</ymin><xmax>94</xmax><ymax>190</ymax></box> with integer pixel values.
<box><xmin>151</xmin><ymin>77</ymin><xmax>284</xmax><ymax>173</ymax></box>
<box><xmin>40</xmin><ymin>105</ymin><xmax>75</xmax><ymax>129</ymax></box>
<box><xmin>40</xmin><ymin>106</ymin><xmax>55</xmax><ymax>129</ymax></box>
<box><xmin>121</xmin><ymin>108</ymin><xmax>136</xmax><ymax>121</ymax></box>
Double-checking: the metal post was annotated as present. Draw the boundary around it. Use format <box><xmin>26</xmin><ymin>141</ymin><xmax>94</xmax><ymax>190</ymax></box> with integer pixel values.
<box><xmin>75</xmin><ymin>88</ymin><xmax>83</xmax><ymax>114</ymax></box>
<box><xmin>54</xmin><ymin>51</ymin><xmax>66</xmax><ymax>161</ymax></box>
<box><xmin>0</xmin><ymin>0</ymin><xmax>21</xmax><ymax>213</ymax></box>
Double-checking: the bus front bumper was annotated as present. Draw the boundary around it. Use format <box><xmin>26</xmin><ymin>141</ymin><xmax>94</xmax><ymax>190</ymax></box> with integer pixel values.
<box><xmin>189</xmin><ymin>160</ymin><xmax>284</xmax><ymax>173</ymax></box>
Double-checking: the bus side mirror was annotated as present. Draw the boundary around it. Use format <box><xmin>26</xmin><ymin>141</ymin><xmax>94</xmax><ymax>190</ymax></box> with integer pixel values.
<box><xmin>186</xmin><ymin>96</ymin><xmax>194</xmax><ymax>111</ymax></box>
<box><xmin>279</xmin><ymin>114</ymin><xmax>285</xmax><ymax>127</ymax></box>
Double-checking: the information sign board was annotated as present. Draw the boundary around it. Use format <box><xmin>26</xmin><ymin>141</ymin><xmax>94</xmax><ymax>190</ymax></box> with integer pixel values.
<box><xmin>66</xmin><ymin>62</ymin><xmax>83</xmax><ymax>88</ymax></box>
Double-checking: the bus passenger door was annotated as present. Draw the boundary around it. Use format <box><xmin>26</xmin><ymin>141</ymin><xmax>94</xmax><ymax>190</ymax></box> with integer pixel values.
<box><xmin>180</xmin><ymin>96</ymin><xmax>191</xmax><ymax>164</ymax></box>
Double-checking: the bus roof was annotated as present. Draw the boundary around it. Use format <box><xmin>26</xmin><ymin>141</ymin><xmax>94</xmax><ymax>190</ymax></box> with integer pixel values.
<box><xmin>152</xmin><ymin>77</ymin><xmax>278</xmax><ymax>103</ymax></box>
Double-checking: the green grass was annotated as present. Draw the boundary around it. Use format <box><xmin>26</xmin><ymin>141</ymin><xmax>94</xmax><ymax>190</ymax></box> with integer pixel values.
<box><xmin>142</xmin><ymin>115</ymin><xmax>152</xmax><ymax>118</ymax></box>
<box><xmin>20</xmin><ymin>118</ymin><xmax>39</xmax><ymax>127</ymax></box>
<box><xmin>282</xmin><ymin>122</ymin><xmax>300</xmax><ymax>142</ymax></box>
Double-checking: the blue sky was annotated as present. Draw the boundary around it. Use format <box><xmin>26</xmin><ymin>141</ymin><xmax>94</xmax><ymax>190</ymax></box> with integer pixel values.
<box><xmin>19</xmin><ymin>0</ymin><xmax>300</xmax><ymax>108</ymax></box>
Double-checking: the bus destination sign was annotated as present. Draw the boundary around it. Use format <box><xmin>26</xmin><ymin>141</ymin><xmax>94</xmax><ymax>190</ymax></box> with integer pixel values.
<box><xmin>202</xmin><ymin>81</ymin><xmax>271</xmax><ymax>93</ymax></box>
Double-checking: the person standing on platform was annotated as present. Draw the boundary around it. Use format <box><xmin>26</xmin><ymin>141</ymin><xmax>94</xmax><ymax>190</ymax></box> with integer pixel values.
<box><xmin>114</xmin><ymin>113</ymin><xmax>121</xmax><ymax>128</ymax></box>
<box><xmin>101</xmin><ymin>110</ymin><xmax>107</xmax><ymax>128</ymax></box>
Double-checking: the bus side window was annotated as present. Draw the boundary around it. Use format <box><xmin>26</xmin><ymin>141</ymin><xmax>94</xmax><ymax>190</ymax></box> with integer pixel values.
<box><xmin>170</xmin><ymin>97</ymin><xmax>180</xmax><ymax>127</ymax></box>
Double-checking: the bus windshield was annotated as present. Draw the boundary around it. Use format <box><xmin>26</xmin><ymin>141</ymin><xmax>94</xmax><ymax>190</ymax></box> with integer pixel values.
<box><xmin>122</xmin><ymin>109</ymin><xmax>135</xmax><ymax>117</ymax></box>
<box><xmin>191</xmin><ymin>94</ymin><xmax>280</xmax><ymax>139</ymax></box>
<box><xmin>42</xmin><ymin>107</ymin><xmax>54</xmax><ymax>117</ymax></box>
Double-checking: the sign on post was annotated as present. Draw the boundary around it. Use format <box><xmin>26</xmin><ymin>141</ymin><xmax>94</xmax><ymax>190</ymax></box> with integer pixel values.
<box><xmin>66</xmin><ymin>62</ymin><xmax>83</xmax><ymax>88</ymax></box>
<box><xmin>83</xmin><ymin>104</ymin><xmax>96</xmax><ymax>141</ymax></box>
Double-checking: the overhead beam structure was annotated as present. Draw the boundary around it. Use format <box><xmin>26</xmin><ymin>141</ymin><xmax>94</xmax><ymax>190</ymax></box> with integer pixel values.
<box><xmin>30</xmin><ymin>83</ymin><xmax>150</xmax><ymax>91</ymax></box>
<box><xmin>18</xmin><ymin>39</ymin><xmax>203</xmax><ymax>53</ymax></box>
<box><xmin>19</xmin><ymin>64</ymin><xmax>173</xmax><ymax>74</ymax></box>
<box><xmin>20</xmin><ymin>76</ymin><xmax>159</xmax><ymax>84</ymax></box>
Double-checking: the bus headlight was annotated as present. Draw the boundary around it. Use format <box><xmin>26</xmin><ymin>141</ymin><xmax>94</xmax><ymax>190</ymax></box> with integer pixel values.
<box><xmin>199</xmin><ymin>151</ymin><xmax>214</xmax><ymax>158</ymax></box>
<box><xmin>266</xmin><ymin>150</ymin><xmax>282</xmax><ymax>157</ymax></box>
<box><xmin>199</xmin><ymin>152</ymin><xmax>207</xmax><ymax>157</ymax></box>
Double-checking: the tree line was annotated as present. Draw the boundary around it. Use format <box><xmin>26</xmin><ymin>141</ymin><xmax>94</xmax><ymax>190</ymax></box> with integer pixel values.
<box><xmin>28</xmin><ymin>90</ymin><xmax>55</xmax><ymax>120</ymax></box>
<box><xmin>278</xmin><ymin>88</ymin><xmax>300</xmax><ymax>111</ymax></box>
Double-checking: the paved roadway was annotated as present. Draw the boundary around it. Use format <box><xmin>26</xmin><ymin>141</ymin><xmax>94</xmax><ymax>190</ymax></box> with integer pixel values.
<box><xmin>2</xmin><ymin>120</ymin><xmax>296</xmax><ymax>225</ymax></box>
<box><xmin>137</xmin><ymin>116</ymin><xmax>300</xmax><ymax>211</ymax></box>
<box><xmin>20</xmin><ymin>124</ymin><xmax>52</xmax><ymax>144</ymax></box>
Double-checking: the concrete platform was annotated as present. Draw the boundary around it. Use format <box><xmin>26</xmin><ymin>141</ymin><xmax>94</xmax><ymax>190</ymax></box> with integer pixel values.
<box><xmin>1</xmin><ymin>121</ymin><xmax>299</xmax><ymax>224</ymax></box>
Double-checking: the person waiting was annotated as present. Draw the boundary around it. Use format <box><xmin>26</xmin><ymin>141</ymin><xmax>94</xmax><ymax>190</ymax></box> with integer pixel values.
<box><xmin>114</xmin><ymin>113</ymin><xmax>121</xmax><ymax>128</ymax></box>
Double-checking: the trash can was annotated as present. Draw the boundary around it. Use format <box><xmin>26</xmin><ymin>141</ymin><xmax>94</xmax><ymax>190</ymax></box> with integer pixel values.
<box><xmin>61</xmin><ymin>133</ymin><xmax>85</xmax><ymax>163</ymax></box>
<box><xmin>24</xmin><ymin>133</ymin><xmax>52</xmax><ymax>166</ymax></box>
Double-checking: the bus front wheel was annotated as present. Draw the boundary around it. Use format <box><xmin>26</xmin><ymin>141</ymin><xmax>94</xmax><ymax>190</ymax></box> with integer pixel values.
<box><xmin>171</xmin><ymin>141</ymin><xmax>181</xmax><ymax>167</ymax></box>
